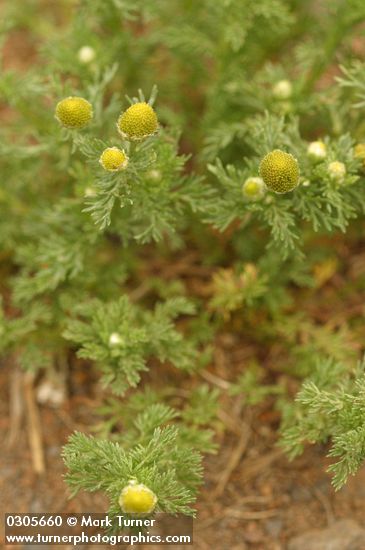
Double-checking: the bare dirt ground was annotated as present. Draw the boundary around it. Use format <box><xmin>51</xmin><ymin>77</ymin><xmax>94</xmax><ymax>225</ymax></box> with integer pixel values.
<box><xmin>2</xmin><ymin>353</ymin><xmax>365</xmax><ymax>550</ymax></box>
<box><xmin>2</xmin><ymin>242</ymin><xmax>365</xmax><ymax>550</ymax></box>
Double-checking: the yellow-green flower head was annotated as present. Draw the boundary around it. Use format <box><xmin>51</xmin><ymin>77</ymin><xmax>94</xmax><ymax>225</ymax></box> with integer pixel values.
<box><xmin>55</xmin><ymin>96</ymin><xmax>93</xmax><ymax>129</ymax></box>
<box><xmin>119</xmin><ymin>481</ymin><xmax>157</xmax><ymax>514</ymax></box>
<box><xmin>354</xmin><ymin>143</ymin><xmax>365</xmax><ymax>160</ymax></box>
<box><xmin>99</xmin><ymin>147</ymin><xmax>129</xmax><ymax>172</ymax></box>
<box><xmin>242</xmin><ymin>177</ymin><xmax>265</xmax><ymax>201</ymax></box>
<box><xmin>328</xmin><ymin>161</ymin><xmax>346</xmax><ymax>182</ymax></box>
<box><xmin>272</xmin><ymin>80</ymin><xmax>292</xmax><ymax>100</ymax></box>
<box><xmin>117</xmin><ymin>102</ymin><xmax>158</xmax><ymax>141</ymax></box>
<box><xmin>307</xmin><ymin>140</ymin><xmax>327</xmax><ymax>161</ymax></box>
<box><xmin>259</xmin><ymin>149</ymin><xmax>300</xmax><ymax>194</ymax></box>
<box><xmin>354</xmin><ymin>144</ymin><xmax>365</xmax><ymax>171</ymax></box>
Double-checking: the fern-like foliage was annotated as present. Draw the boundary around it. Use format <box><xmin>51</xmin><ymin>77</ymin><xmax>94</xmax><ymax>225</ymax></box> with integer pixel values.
<box><xmin>280</xmin><ymin>358</ymin><xmax>365</xmax><ymax>490</ymax></box>
<box><xmin>63</xmin><ymin>424</ymin><xmax>203</xmax><ymax>527</ymax></box>
<box><xmin>63</xmin><ymin>297</ymin><xmax>197</xmax><ymax>394</ymax></box>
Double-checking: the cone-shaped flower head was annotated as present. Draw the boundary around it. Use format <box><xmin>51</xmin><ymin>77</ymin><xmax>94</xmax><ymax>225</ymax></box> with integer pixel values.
<box><xmin>259</xmin><ymin>149</ymin><xmax>299</xmax><ymax>193</ymax></box>
<box><xmin>99</xmin><ymin>147</ymin><xmax>129</xmax><ymax>172</ymax></box>
<box><xmin>354</xmin><ymin>143</ymin><xmax>365</xmax><ymax>159</ymax></box>
<box><xmin>55</xmin><ymin>97</ymin><xmax>93</xmax><ymax>129</ymax></box>
<box><xmin>119</xmin><ymin>481</ymin><xmax>157</xmax><ymax>514</ymax></box>
<box><xmin>117</xmin><ymin>102</ymin><xmax>158</xmax><ymax>141</ymax></box>
<box><xmin>354</xmin><ymin>144</ymin><xmax>365</xmax><ymax>170</ymax></box>
<box><xmin>242</xmin><ymin>177</ymin><xmax>265</xmax><ymax>201</ymax></box>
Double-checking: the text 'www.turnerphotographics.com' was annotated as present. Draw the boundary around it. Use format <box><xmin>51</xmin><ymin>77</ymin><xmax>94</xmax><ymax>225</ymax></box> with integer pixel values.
<box><xmin>4</xmin><ymin>513</ymin><xmax>193</xmax><ymax>546</ymax></box>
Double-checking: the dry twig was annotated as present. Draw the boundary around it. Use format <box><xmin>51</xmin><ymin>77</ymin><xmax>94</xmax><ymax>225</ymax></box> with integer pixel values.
<box><xmin>212</xmin><ymin>416</ymin><xmax>252</xmax><ymax>498</ymax></box>
<box><xmin>23</xmin><ymin>372</ymin><xmax>46</xmax><ymax>474</ymax></box>
<box><xmin>200</xmin><ymin>369</ymin><xmax>231</xmax><ymax>390</ymax></box>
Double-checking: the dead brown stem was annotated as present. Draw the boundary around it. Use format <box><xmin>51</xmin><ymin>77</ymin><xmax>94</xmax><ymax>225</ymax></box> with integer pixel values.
<box><xmin>23</xmin><ymin>372</ymin><xmax>46</xmax><ymax>475</ymax></box>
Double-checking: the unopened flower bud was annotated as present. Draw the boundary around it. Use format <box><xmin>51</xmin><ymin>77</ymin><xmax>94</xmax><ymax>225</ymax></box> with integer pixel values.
<box><xmin>328</xmin><ymin>161</ymin><xmax>346</xmax><ymax>182</ymax></box>
<box><xmin>272</xmin><ymin>80</ymin><xmax>292</xmax><ymax>100</ymax></box>
<box><xmin>146</xmin><ymin>169</ymin><xmax>162</xmax><ymax>182</ymax></box>
<box><xmin>307</xmin><ymin>141</ymin><xmax>327</xmax><ymax>161</ymax></box>
<box><xmin>78</xmin><ymin>46</ymin><xmax>95</xmax><ymax>64</ymax></box>
<box><xmin>242</xmin><ymin>177</ymin><xmax>265</xmax><ymax>200</ymax></box>
<box><xmin>84</xmin><ymin>186</ymin><xmax>97</xmax><ymax>197</ymax></box>
<box><xmin>109</xmin><ymin>332</ymin><xmax>123</xmax><ymax>346</ymax></box>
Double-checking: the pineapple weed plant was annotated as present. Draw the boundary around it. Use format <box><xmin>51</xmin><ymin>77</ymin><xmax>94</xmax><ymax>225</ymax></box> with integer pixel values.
<box><xmin>3</xmin><ymin>0</ymin><xmax>365</xmax><ymax>524</ymax></box>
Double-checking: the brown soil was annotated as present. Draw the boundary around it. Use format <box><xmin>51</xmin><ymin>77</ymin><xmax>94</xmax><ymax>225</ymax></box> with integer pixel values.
<box><xmin>2</xmin><ymin>231</ymin><xmax>365</xmax><ymax>550</ymax></box>
<box><xmin>2</xmin><ymin>362</ymin><xmax>365</xmax><ymax>550</ymax></box>
<box><xmin>2</xmin><ymin>248</ymin><xmax>365</xmax><ymax>550</ymax></box>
